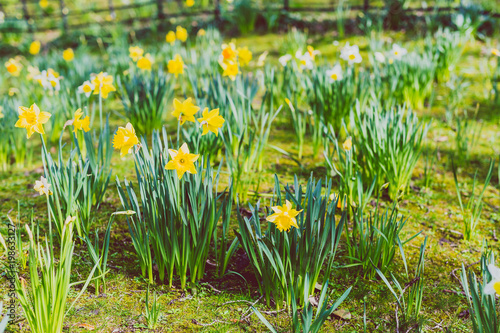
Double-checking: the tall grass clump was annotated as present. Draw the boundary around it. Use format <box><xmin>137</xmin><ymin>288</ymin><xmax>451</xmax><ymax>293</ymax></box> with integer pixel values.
<box><xmin>352</xmin><ymin>102</ymin><xmax>430</xmax><ymax>199</ymax></box>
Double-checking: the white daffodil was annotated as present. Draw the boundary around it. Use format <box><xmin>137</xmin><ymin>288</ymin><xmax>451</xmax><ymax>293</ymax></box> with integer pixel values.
<box><xmin>35</xmin><ymin>69</ymin><xmax>61</xmax><ymax>92</ymax></box>
<box><xmin>295</xmin><ymin>50</ymin><xmax>314</xmax><ymax>70</ymax></box>
<box><xmin>78</xmin><ymin>80</ymin><xmax>95</xmax><ymax>98</ymax></box>
<box><xmin>484</xmin><ymin>263</ymin><xmax>500</xmax><ymax>296</ymax></box>
<box><xmin>279</xmin><ymin>54</ymin><xmax>292</xmax><ymax>67</ymax></box>
<box><xmin>391</xmin><ymin>44</ymin><xmax>408</xmax><ymax>61</ymax></box>
<box><xmin>374</xmin><ymin>51</ymin><xmax>386</xmax><ymax>63</ymax></box>
<box><xmin>34</xmin><ymin>176</ymin><xmax>52</xmax><ymax>196</ymax></box>
<box><xmin>326</xmin><ymin>64</ymin><xmax>343</xmax><ymax>83</ymax></box>
<box><xmin>340</xmin><ymin>42</ymin><xmax>362</xmax><ymax>65</ymax></box>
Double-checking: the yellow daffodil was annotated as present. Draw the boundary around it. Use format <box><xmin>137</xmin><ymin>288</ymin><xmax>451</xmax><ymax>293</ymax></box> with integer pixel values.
<box><xmin>306</xmin><ymin>45</ymin><xmax>320</xmax><ymax>61</ymax></box>
<box><xmin>492</xmin><ymin>49</ymin><xmax>500</xmax><ymax>57</ymax></box>
<box><xmin>343</xmin><ymin>137</ymin><xmax>352</xmax><ymax>151</ymax></box>
<box><xmin>266</xmin><ymin>200</ymin><xmax>302</xmax><ymax>232</ymax></box>
<box><xmin>129</xmin><ymin>46</ymin><xmax>144</xmax><ymax>62</ymax></box>
<box><xmin>8</xmin><ymin>88</ymin><xmax>19</xmax><ymax>96</ymax></box>
<box><xmin>165</xmin><ymin>143</ymin><xmax>199</xmax><ymax>179</ymax></box>
<box><xmin>39</xmin><ymin>0</ymin><xmax>49</xmax><ymax>8</ymax></box>
<box><xmin>172</xmin><ymin>98</ymin><xmax>200</xmax><ymax>125</ymax></box>
<box><xmin>197</xmin><ymin>108</ymin><xmax>225</xmax><ymax>136</ymax></box>
<box><xmin>137</xmin><ymin>53</ymin><xmax>153</xmax><ymax>71</ymax></box>
<box><xmin>5</xmin><ymin>58</ymin><xmax>22</xmax><ymax>77</ymax></box>
<box><xmin>197</xmin><ymin>29</ymin><xmax>206</xmax><ymax>37</ymax></box>
<box><xmin>90</xmin><ymin>72</ymin><xmax>116</xmax><ymax>99</ymax></box>
<box><xmin>29</xmin><ymin>41</ymin><xmax>41</xmax><ymax>55</ymax></box>
<box><xmin>72</xmin><ymin>108</ymin><xmax>90</xmax><ymax>133</ymax></box>
<box><xmin>168</xmin><ymin>54</ymin><xmax>185</xmax><ymax>78</ymax></box>
<box><xmin>112</xmin><ymin>122</ymin><xmax>139</xmax><ymax>157</ymax></box>
<box><xmin>221</xmin><ymin>61</ymin><xmax>239</xmax><ymax>81</ymax></box>
<box><xmin>34</xmin><ymin>176</ymin><xmax>52</xmax><ymax>196</ymax></box>
<box><xmin>62</xmin><ymin>48</ymin><xmax>74</xmax><ymax>61</ymax></box>
<box><xmin>78</xmin><ymin>80</ymin><xmax>95</xmax><ymax>98</ymax></box>
<box><xmin>485</xmin><ymin>263</ymin><xmax>500</xmax><ymax>295</ymax></box>
<box><xmin>329</xmin><ymin>193</ymin><xmax>344</xmax><ymax>209</ymax></box>
<box><xmin>176</xmin><ymin>26</ymin><xmax>188</xmax><ymax>42</ymax></box>
<box><xmin>166</xmin><ymin>31</ymin><xmax>176</xmax><ymax>45</ymax></box>
<box><xmin>221</xmin><ymin>43</ymin><xmax>237</xmax><ymax>63</ymax></box>
<box><xmin>15</xmin><ymin>103</ymin><xmax>51</xmax><ymax>138</ymax></box>
<box><xmin>186</xmin><ymin>0</ymin><xmax>194</xmax><ymax>7</ymax></box>
<box><xmin>237</xmin><ymin>46</ymin><xmax>252</xmax><ymax>66</ymax></box>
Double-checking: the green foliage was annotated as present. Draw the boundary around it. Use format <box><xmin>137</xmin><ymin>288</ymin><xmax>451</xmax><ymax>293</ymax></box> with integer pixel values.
<box><xmin>116</xmin><ymin>129</ymin><xmax>233</xmax><ymax>288</ymax></box>
<box><xmin>144</xmin><ymin>287</ymin><xmax>162</xmax><ymax>330</ymax></box>
<box><xmin>236</xmin><ymin>175</ymin><xmax>345</xmax><ymax>310</ymax></box>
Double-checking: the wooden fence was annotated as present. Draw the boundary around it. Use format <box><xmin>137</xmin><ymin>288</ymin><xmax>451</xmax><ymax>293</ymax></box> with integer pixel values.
<box><xmin>0</xmin><ymin>0</ymin><xmax>498</xmax><ymax>34</ymax></box>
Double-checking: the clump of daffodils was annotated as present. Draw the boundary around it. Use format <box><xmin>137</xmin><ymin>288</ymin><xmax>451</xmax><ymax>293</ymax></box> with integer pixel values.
<box><xmin>218</xmin><ymin>42</ymin><xmax>253</xmax><ymax>80</ymax></box>
<box><xmin>171</xmin><ymin>98</ymin><xmax>200</xmax><ymax>125</ymax></box>
<box><xmin>89</xmin><ymin>72</ymin><xmax>116</xmax><ymax>99</ymax></box>
<box><xmin>35</xmin><ymin>68</ymin><xmax>62</xmax><ymax>92</ymax></box>
<box><xmin>168</xmin><ymin>54</ymin><xmax>185</xmax><ymax>78</ymax></box>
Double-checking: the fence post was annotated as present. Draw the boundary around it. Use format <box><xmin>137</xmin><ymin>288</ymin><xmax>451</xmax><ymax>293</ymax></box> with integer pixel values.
<box><xmin>284</xmin><ymin>0</ymin><xmax>289</xmax><ymax>11</ymax></box>
<box><xmin>157</xmin><ymin>0</ymin><xmax>165</xmax><ymax>20</ymax></box>
<box><xmin>364</xmin><ymin>0</ymin><xmax>369</xmax><ymax>11</ymax></box>
<box><xmin>59</xmin><ymin>0</ymin><xmax>68</xmax><ymax>33</ymax></box>
<box><xmin>214</xmin><ymin>0</ymin><xmax>220</xmax><ymax>25</ymax></box>
<box><xmin>21</xmin><ymin>0</ymin><xmax>33</xmax><ymax>33</ymax></box>
<box><xmin>109</xmin><ymin>0</ymin><xmax>116</xmax><ymax>20</ymax></box>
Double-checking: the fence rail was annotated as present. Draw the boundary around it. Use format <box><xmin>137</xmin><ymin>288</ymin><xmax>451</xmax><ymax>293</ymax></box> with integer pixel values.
<box><xmin>0</xmin><ymin>0</ymin><xmax>498</xmax><ymax>34</ymax></box>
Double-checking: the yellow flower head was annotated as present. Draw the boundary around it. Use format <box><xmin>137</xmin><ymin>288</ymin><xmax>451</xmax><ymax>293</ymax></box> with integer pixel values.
<box><xmin>176</xmin><ymin>26</ymin><xmax>188</xmax><ymax>42</ymax></box>
<box><xmin>137</xmin><ymin>53</ymin><xmax>153</xmax><ymax>71</ymax></box>
<box><xmin>172</xmin><ymin>98</ymin><xmax>200</xmax><ymax>125</ymax></box>
<box><xmin>329</xmin><ymin>193</ymin><xmax>344</xmax><ymax>209</ymax></box>
<box><xmin>72</xmin><ymin>108</ymin><xmax>90</xmax><ymax>133</ymax></box>
<box><xmin>34</xmin><ymin>176</ymin><xmax>52</xmax><ymax>196</ymax></box>
<box><xmin>91</xmin><ymin>72</ymin><xmax>116</xmax><ymax>99</ymax></box>
<box><xmin>78</xmin><ymin>80</ymin><xmax>95</xmax><ymax>98</ymax></box>
<box><xmin>221</xmin><ymin>61</ymin><xmax>239</xmax><ymax>81</ymax></box>
<box><xmin>5</xmin><ymin>58</ymin><xmax>22</xmax><ymax>77</ymax></box>
<box><xmin>197</xmin><ymin>108</ymin><xmax>225</xmax><ymax>136</ymax></box>
<box><xmin>29</xmin><ymin>41</ymin><xmax>41</xmax><ymax>55</ymax></box>
<box><xmin>168</xmin><ymin>54</ymin><xmax>185</xmax><ymax>78</ymax></box>
<box><xmin>112</xmin><ymin>123</ymin><xmax>139</xmax><ymax>157</ymax></box>
<box><xmin>343</xmin><ymin>137</ymin><xmax>352</xmax><ymax>151</ymax></box>
<box><xmin>492</xmin><ymin>49</ymin><xmax>500</xmax><ymax>57</ymax></box>
<box><xmin>221</xmin><ymin>43</ymin><xmax>237</xmax><ymax>63</ymax></box>
<box><xmin>186</xmin><ymin>0</ymin><xmax>195</xmax><ymax>7</ymax></box>
<box><xmin>266</xmin><ymin>200</ymin><xmax>302</xmax><ymax>232</ymax></box>
<box><xmin>39</xmin><ymin>0</ymin><xmax>49</xmax><ymax>8</ymax></box>
<box><xmin>129</xmin><ymin>46</ymin><xmax>144</xmax><ymax>62</ymax></box>
<box><xmin>165</xmin><ymin>143</ymin><xmax>199</xmax><ymax>179</ymax></box>
<box><xmin>62</xmin><ymin>48</ymin><xmax>74</xmax><ymax>62</ymax></box>
<box><xmin>237</xmin><ymin>46</ymin><xmax>252</xmax><ymax>66</ymax></box>
<box><xmin>197</xmin><ymin>29</ymin><xmax>206</xmax><ymax>37</ymax></box>
<box><xmin>15</xmin><ymin>103</ymin><xmax>51</xmax><ymax>139</ymax></box>
<box><xmin>166</xmin><ymin>31</ymin><xmax>176</xmax><ymax>45</ymax></box>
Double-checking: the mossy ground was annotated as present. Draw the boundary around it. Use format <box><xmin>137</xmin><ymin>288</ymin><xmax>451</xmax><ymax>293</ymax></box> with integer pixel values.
<box><xmin>1</xmin><ymin>28</ymin><xmax>500</xmax><ymax>332</ymax></box>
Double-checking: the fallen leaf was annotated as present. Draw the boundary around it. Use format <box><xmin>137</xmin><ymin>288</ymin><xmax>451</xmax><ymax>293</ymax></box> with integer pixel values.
<box><xmin>78</xmin><ymin>323</ymin><xmax>95</xmax><ymax>330</ymax></box>
<box><xmin>333</xmin><ymin>309</ymin><xmax>351</xmax><ymax>320</ymax></box>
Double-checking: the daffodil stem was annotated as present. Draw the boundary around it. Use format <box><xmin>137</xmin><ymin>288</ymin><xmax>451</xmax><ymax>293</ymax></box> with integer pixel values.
<box><xmin>99</xmin><ymin>93</ymin><xmax>103</xmax><ymax>132</ymax></box>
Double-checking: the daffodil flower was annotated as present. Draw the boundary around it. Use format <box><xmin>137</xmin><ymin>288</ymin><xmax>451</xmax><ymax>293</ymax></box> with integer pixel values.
<box><xmin>343</xmin><ymin>137</ymin><xmax>352</xmax><ymax>151</ymax></box>
<box><xmin>171</xmin><ymin>98</ymin><xmax>200</xmax><ymax>125</ymax></box>
<box><xmin>237</xmin><ymin>46</ymin><xmax>252</xmax><ymax>66</ymax></box>
<box><xmin>137</xmin><ymin>53</ymin><xmax>153</xmax><ymax>71</ymax></box>
<box><xmin>15</xmin><ymin>103</ymin><xmax>51</xmax><ymax>138</ymax></box>
<box><xmin>166</xmin><ymin>31</ymin><xmax>176</xmax><ymax>45</ymax></box>
<box><xmin>197</xmin><ymin>108</ymin><xmax>225</xmax><ymax>136</ymax></box>
<box><xmin>78</xmin><ymin>80</ymin><xmax>95</xmax><ymax>98</ymax></box>
<box><xmin>129</xmin><ymin>46</ymin><xmax>144</xmax><ymax>62</ymax></box>
<box><xmin>340</xmin><ymin>42</ymin><xmax>362</xmax><ymax>65</ymax></box>
<box><xmin>63</xmin><ymin>48</ymin><xmax>74</xmax><ymax>61</ymax></box>
<box><xmin>326</xmin><ymin>64</ymin><xmax>343</xmax><ymax>83</ymax></box>
<box><xmin>266</xmin><ymin>200</ymin><xmax>303</xmax><ymax>232</ymax></box>
<box><xmin>72</xmin><ymin>108</ymin><xmax>90</xmax><ymax>133</ymax></box>
<box><xmin>5</xmin><ymin>58</ymin><xmax>22</xmax><ymax>77</ymax></box>
<box><xmin>176</xmin><ymin>26</ymin><xmax>188</xmax><ymax>42</ymax></box>
<box><xmin>34</xmin><ymin>176</ymin><xmax>52</xmax><ymax>196</ymax></box>
<box><xmin>391</xmin><ymin>44</ymin><xmax>407</xmax><ymax>61</ymax></box>
<box><xmin>221</xmin><ymin>43</ymin><xmax>238</xmax><ymax>64</ymax></box>
<box><xmin>112</xmin><ymin>123</ymin><xmax>139</xmax><ymax>157</ymax></box>
<box><xmin>90</xmin><ymin>72</ymin><xmax>116</xmax><ymax>99</ymax></box>
<box><xmin>484</xmin><ymin>263</ymin><xmax>500</xmax><ymax>296</ymax></box>
<box><xmin>165</xmin><ymin>143</ymin><xmax>199</xmax><ymax>179</ymax></box>
<box><xmin>29</xmin><ymin>41</ymin><xmax>41</xmax><ymax>55</ymax></box>
<box><xmin>168</xmin><ymin>54</ymin><xmax>185</xmax><ymax>78</ymax></box>
<box><xmin>279</xmin><ymin>54</ymin><xmax>292</xmax><ymax>67</ymax></box>
<box><xmin>220</xmin><ymin>61</ymin><xmax>239</xmax><ymax>81</ymax></box>
<box><xmin>374</xmin><ymin>51</ymin><xmax>386</xmax><ymax>63</ymax></box>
